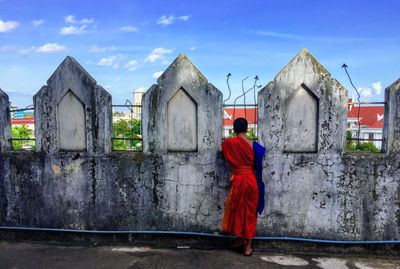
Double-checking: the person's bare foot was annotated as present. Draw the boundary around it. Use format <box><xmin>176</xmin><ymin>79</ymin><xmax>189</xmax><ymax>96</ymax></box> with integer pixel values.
<box><xmin>243</xmin><ymin>248</ymin><xmax>253</xmax><ymax>256</ymax></box>
<box><xmin>243</xmin><ymin>239</ymin><xmax>253</xmax><ymax>256</ymax></box>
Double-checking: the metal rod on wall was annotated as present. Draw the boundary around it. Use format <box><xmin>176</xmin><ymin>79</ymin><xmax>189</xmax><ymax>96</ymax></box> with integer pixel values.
<box><xmin>253</xmin><ymin>75</ymin><xmax>259</xmax><ymax>137</ymax></box>
<box><xmin>233</xmin><ymin>76</ymin><xmax>249</xmax><ymax>120</ymax></box>
<box><xmin>233</xmin><ymin>85</ymin><xmax>255</xmax><ymax>121</ymax></box>
<box><xmin>223</xmin><ymin>73</ymin><xmax>232</xmax><ymax>105</ymax></box>
<box><xmin>342</xmin><ymin>63</ymin><xmax>361</xmax><ymax>148</ymax></box>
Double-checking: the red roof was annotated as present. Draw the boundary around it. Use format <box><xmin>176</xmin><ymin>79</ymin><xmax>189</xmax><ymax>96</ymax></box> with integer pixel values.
<box><xmin>11</xmin><ymin>118</ymin><xmax>34</xmax><ymax>125</ymax></box>
<box><xmin>224</xmin><ymin>103</ymin><xmax>384</xmax><ymax>129</ymax></box>
<box><xmin>347</xmin><ymin>104</ymin><xmax>384</xmax><ymax>129</ymax></box>
<box><xmin>224</xmin><ymin>108</ymin><xmax>257</xmax><ymax>126</ymax></box>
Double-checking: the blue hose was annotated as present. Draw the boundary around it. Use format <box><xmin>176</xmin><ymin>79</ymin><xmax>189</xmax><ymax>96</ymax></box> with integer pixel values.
<box><xmin>1</xmin><ymin>226</ymin><xmax>400</xmax><ymax>244</ymax></box>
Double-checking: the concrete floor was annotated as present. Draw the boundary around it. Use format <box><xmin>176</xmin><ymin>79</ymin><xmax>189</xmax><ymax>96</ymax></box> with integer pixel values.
<box><xmin>0</xmin><ymin>241</ymin><xmax>400</xmax><ymax>269</ymax></box>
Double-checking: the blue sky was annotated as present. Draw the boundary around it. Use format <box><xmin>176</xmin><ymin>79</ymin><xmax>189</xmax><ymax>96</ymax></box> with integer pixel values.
<box><xmin>0</xmin><ymin>0</ymin><xmax>399</xmax><ymax>107</ymax></box>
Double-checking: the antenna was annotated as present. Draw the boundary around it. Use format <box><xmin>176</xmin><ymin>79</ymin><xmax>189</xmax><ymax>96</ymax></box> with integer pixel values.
<box><xmin>253</xmin><ymin>76</ymin><xmax>259</xmax><ymax>136</ymax></box>
<box><xmin>342</xmin><ymin>63</ymin><xmax>361</xmax><ymax>147</ymax></box>
<box><xmin>233</xmin><ymin>83</ymin><xmax>254</xmax><ymax>120</ymax></box>
<box><xmin>241</xmin><ymin>77</ymin><xmax>249</xmax><ymax>118</ymax></box>
<box><xmin>223</xmin><ymin>73</ymin><xmax>232</xmax><ymax>104</ymax></box>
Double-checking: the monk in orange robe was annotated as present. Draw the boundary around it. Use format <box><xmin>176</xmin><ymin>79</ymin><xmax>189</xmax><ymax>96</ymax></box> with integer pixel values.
<box><xmin>221</xmin><ymin>117</ymin><xmax>259</xmax><ymax>256</ymax></box>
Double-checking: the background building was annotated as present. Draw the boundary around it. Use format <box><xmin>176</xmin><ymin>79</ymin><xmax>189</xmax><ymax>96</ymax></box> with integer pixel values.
<box><xmin>132</xmin><ymin>89</ymin><xmax>144</xmax><ymax>119</ymax></box>
<box><xmin>347</xmin><ymin>101</ymin><xmax>384</xmax><ymax>148</ymax></box>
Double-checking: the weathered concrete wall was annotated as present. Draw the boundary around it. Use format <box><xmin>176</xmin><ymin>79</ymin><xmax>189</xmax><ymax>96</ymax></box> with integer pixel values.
<box><xmin>383</xmin><ymin>78</ymin><xmax>400</xmax><ymax>154</ymax></box>
<box><xmin>167</xmin><ymin>88</ymin><xmax>198</xmax><ymax>151</ymax></box>
<box><xmin>142</xmin><ymin>53</ymin><xmax>226</xmax><ymax>230</ymax></box>
<box><xmin>143</xmin><ymin>53</ymin><xmax>222</xmax><ymax>154</ymax></box>
<box><xmin>283</xmin><ymin>84</ymin><xmax>319</xmax><ymax>152</ymax></box>
<box><xmin>0</xmin><ymin>89</ymin><xmax>11</xmax><ymax>152</ymax></box>
<box><xmin>58</xmin><ymin>91</ymin><xmax>87</xmax><ymax>150</ymax></box>
<box><xmin>0</xmin><ymin>152</ymin><xmax>154</xmax><ymax>230</ymax></box>
<box><xmin>258</xmin><ymin>49</ymin><xmax>400</xmax><ymax>240</ymax></box>
<box><xmin>0</xmin><ymin>53</ymin><xmax>228</xmax><ymax>233</ymax></box>
<box><xmin>0</xmin><ymin>152</ymin><xmax>228</xmax><ymax>232</ymax></box>
<box><xmin>33</xmin><ymin>56</ymin><xmax>112</xmax><ymax>155</ymax></box>
<box><xmin>1</xmin><ymin>50</ymin><xmax>400</xmax><ymax>241</ymax></box>
<box><xmin>0</xmin><ymin>89</ymin><xmax>11</xmax><ymax>224</ymax></box>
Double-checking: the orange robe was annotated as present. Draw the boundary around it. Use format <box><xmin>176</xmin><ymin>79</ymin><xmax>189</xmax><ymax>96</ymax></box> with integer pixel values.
<box><xmin>221</xmin><ymin>136</ymin><xmax>258</xmax><ymax>239</ymax></box>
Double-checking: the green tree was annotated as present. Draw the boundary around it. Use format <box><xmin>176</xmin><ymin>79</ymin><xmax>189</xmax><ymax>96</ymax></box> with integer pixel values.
<box><xmin>345</xmin><ymin>130</ymin><xmax>380</xmax><ymax>153</ymax></box>
<box><xmin>345</xmin><ymin>130</ymin><xmax>356</xmax><ymax>151</ymax></box>
<box><xmin>356</xmin><ymin>142</ymin><xmax>380</xmax><ymax>153</ymax></box>
<box><xmin>247</xmin><ymin>129</ymin><xmax>257</xmax><ymax>141</ymax></box>
<box><xmin>112</xmin><ymin>119</ymin><xmax>142</xmax><ymax>150</ymax></box>
<box><xmin>12</xmin><ymin>125</ymin><xmax>34</xmax><ymax>150</ymax></box>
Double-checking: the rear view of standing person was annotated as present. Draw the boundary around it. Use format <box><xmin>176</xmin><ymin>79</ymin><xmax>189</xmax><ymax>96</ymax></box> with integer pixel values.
<box><xmin>221</xmin><ymin>117</ymin><xmax>266</xmax><ymax>256</ymax></box>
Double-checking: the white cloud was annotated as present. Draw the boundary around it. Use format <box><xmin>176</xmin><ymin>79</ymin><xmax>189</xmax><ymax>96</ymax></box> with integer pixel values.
<box><xmin>104</xmin><ymin>84</ymin><xmax>112</xmax><ymax>89</ymax></box>
<box><xmin>0</xmin><ymin>45</ymin><xmax>15</xmax><ymax>53</ymax></box>
<box><xmin>251</xmin><ymin>30</ymin><xmax>304</xmax><ymax>39</ymax></box>
<box><xmin>358</xmin><ymin>87</ymin><xmax>372</xmax><ymax>98</ymax></box>
<box><xmin>157</xmin><ymin>15</ymin><xmax>190</xmax><ymax>26</ymax></box>
<box><xmin>115</xmin><ymin>78</ymin><xmax>121</xmax><ymax>82</ymax></box>
<box><xmin>372</xmin><ymin>81</ymin><xmax>382</xmax><ymax>95</ymax></box>
<box><xmin>89</xmin><ymin>45</ymin><xmax>115</xmax><ymax>53</ymax></box>
<box><xmin>190</xmin><ymin>46</ymin><xmax>196</xmax><ymax>51</ymax></box>
<box><xmin>357</xmin><ymin>82</ymin><xmax>382</xmax><ymax>98</ymax></box>
<box><xmin>64</xmin><ymin>15</ymin><xmax>93</xmax><ymax>24</ymax></box>
<box><xmin>145</xmin><ymin>47</ymin><xmax>173</xmax><ymax>63</ymax></box>
<box><xmin>36</xmin><ymin>43</ymin><xmax>66</xmax><ymax>54</ymax></box>
<box><xmin>157</xmin><ymin>15</ymin><xmax>174</xmax><ymax>26</ymax></box>
<box><xmin>98</xmin><ymin>56</ymin><xmax>118</xmax><ymax>67</ymax></box>
<box><xmin>0</xmin><ymin>20</ymin><xmax>19</xmax><ymax>33</ymax></box>
<box><xmin>161</xmin><ymin>60</ymin><xmax>169</xmax><ymax>65</ymax></box>
<box><xmin>61</xmin><ymin>15</ymin><xmax>94</xmax><ymax>35</ymax></box>
<box><xmin>250</xmin><ymin>30</ymin><xmax>384</xmax><ymax>44</ymax></box>
<box><xmin>80</xmin><ymin>18</ymin><xmax>94</xmax><ymax>24</ymax></box>
<box><xmin>120</xmin><ymin>26</ymin><xmax>138</xmax><ymax>32</ymax></box>
<box><xmin>18</xmin><ymin>47</ymin><xmax>36</xmax><ymax>57</ymax></box>
<box><xmin>179</xmin><ymin>15</ymin><xmax>190</xmax><ymax>21</ymax></box>
<box><xmin>65</xmin><ymin>15</ymin><xmax>76</xmax><ymax>24</ymax></box>
<box><xmin>124</xmin><ymin>60</ymin><xmax>139</xmax><ymax>71</ymax></box>
<box><xmin>60</xmin><ymin>25</ymin><xmax>87</xmax><ymax>35</ymax></box>
<box><xmin>152</xmin><ymin>71</ymin><xmax>163</xmax><ymax>78</ymax></box>
<box><xmin>98</xmin><ymin>55</ymin><xmax>124</xmax><ymax>68</ymax></box>
<box><xmin>32</xmin><ymin>19</ymin><xmax>44</xmax><ymax>27</ymax></box>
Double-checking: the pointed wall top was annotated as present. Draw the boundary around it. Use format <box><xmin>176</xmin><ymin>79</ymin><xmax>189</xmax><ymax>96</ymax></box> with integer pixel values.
<box><xmin>157</xmin><ymin>52</ymin><xmax>207</xmax><ymax>85</ymax></box>
<box><xmin>34</xmin><ymin>56</ymin><xmax>112</xmax><ymax>154</ymax></box>
<box><xmin>48</xmin><ymin>56</ymin><xmax>96</xmax><ymax>85</ymax></box>
<box><xmin>299</xmin><ymin>47</ymin><xmax>310</xmax><ymax>54</ymax></box>
<box><xmin>0</xmin><ymin>88</ymin><xmax>8</xmax><ymax>98</ymax></box>
<box><xmin>387</xmin><ymin>78</ymin><xmax>400</xmax><ymax>90</ymax></box>
<box><xmin>177</xmin><ymin>51</ymin><xmax>186</xmax><ymax>59</ymax></box>
<box><xmin>275</xmin><ymin>48</ymin><xmax>330</xmax><ymax>81</ymax></box>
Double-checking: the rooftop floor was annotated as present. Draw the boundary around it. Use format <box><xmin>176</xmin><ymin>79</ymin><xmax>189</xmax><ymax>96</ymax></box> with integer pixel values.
<box><xmin>1</xmin><ymin>241</ymin><xmax>399</xmax><ymax>269</ymax></box>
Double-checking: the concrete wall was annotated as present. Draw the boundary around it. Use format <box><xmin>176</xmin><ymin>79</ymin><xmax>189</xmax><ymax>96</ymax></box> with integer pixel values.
<box><xmin>33</xmin><ymin>56</ymin><xmax>112</xmax><ymax>155</ymax></box>
<box><xmin>0</xmin><ymin>89</ymin><xmax>11</xmax><ymax>152</ymax></box>
<box><xmin>1</xmin><ymin>50</ymin><xmax>400</xmax><ymax>241</ymax></box>
<box><xmin>383</xmin><ymin>78</ymin><xmax>400</xmax><ymax>154</ymax></box>
<box><xmin>257</xmin><ymin>49</ymin><xmax>400</xmax><ymax>240</ymax></box>
<box><xmin>142</xmin><ymin>53</ymin><xmax>222</xmax><ymax>155</ymax></box>
<box><xmin>142</xmin><ymin>53</ymin><xmax>226</xmax><ymax>230</ymax></box>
